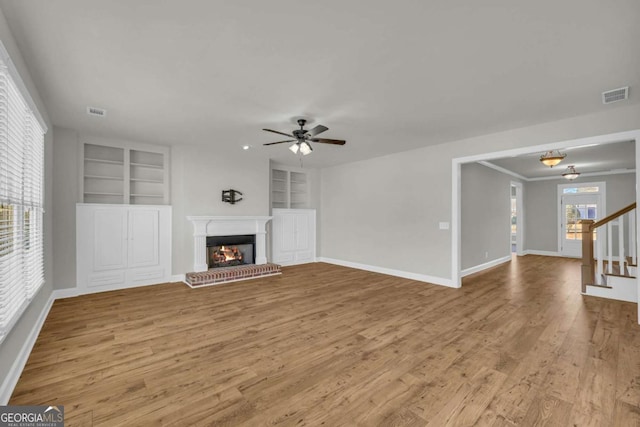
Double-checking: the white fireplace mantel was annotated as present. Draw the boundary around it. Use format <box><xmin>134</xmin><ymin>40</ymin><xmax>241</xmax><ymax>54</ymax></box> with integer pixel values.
<box><xmin>187</xmin><ymin>216</ymin><xmax>272</xmax><ymax>272</ymax></box>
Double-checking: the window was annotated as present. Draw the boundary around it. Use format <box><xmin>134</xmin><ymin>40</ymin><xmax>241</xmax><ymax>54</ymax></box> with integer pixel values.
<box><xmin>0</xmin><ymin>43</ymin><xmax>47</xmax><ymax>343</ymax></box>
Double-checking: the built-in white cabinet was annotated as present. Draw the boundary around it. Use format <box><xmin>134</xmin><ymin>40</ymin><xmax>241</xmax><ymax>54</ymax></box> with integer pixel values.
<box><xmin>81</xmin><ymin>140</ymin><xmax>170</xmax><ymax>205</ymax></box>
<box><xmin>271</xmin><ymin>208</ymin><xmax>316</xmax><ymax>266</ymax></box>
<box><xmin>271</xmin><ymin>167</ymin><xmax>309</xmax><ymax>209</ymax></box>
<box><xmin>76</xmin><ymin>204</ymin><xmax>172</xmax><ymax>292</ymax></box>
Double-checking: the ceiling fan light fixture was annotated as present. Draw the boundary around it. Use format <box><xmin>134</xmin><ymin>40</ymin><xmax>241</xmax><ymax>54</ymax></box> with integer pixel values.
<box><xmin>562</xmin><ymin>165</ymin><xmax>581</xmax><ymax>180</ymax></box>
<box><xmin>299</xmin><ymin>141</ymin><xmax>312</xmax><ymax>155</ymax></box>
<box><xmin>289</xmin><ymin>143</ymin><xmax>299</xmax><ymax>154</ymax></box>
<box><xmin>540</xmin><ymin>150</ymin><xmax>566</xmax><ymax>167</ymax></box>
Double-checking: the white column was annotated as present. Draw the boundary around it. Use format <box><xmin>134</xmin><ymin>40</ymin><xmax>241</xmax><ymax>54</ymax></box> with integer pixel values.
<box><xmin>255</xmin><ymin>232</ymin><xmax>267</xmax><ymax>265</ymax></box>
<box><xmin>193</xmin><ymin>235</ymin><xmax>208</xmax><ymax>272</ymax></box>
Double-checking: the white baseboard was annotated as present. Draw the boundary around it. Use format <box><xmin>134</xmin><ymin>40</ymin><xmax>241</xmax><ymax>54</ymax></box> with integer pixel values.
<box><xmin>0</xmin><ymin>293</ymin><xmax>55</xmax><ymax>405</ymax></box>
<box><xmin>522</xmin><ymin>249</ymin><xmax>565</xmax><ymax>257</ymax></box>
<box><xmin>461</xmin><ymin>255</ymin><xmax>512</xmax><ymax>278</ymax></box>
<box><xmin>170</xmin><ymin>274</ymin><xmax>185</xmax><ymax>282</ymax></box>
<box><xmin>52</xmin><ymin>288</ymin><xmax>80</xmax><ymax>299</ymax></box>
<box><xmin>317</xmin><ymin>257</ymin><xmax>456</xmax><ymax>288</ymax></box>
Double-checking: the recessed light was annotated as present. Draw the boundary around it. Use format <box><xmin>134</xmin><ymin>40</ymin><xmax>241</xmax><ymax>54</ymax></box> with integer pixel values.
<box><xmin>242</xmin><ymin>145</ymin><xmax>251</xmax><ymax>150</ymax></box>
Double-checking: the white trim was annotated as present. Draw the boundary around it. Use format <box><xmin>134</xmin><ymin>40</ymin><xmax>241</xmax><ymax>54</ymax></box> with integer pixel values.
<box><xmin>317</xmin><ymin>257</ymin><xmax>455</xmax><ymax>288</ymax></box>
<box><xmin>0</xmin><ymin>40</ymin><xmax>47</xmax><ymax>133</ymax></box>
<box><xmin>52</xmin><ymin>288</ymin><xmax>80</xmax><ymax>299</ymax></box>
<box><xmin>521</xmin><ymin>249</ymin><xmax>573</xmax><ymax>258</ymax></box>
<box><xmin>0</xmin><ymin>293</ymin><xmax>54</xmax><ymax>405</ymax></box>
<box><xmin>171</xmin><ymin>274</ymin><xmax>186</xmax><ymax>282</ymax></box>
<box><xmin>527</xmin><ymin>168</ymin><xmax>635</xmax><ymax>182</ymax></box>
<box><xmin>461</xmin><ymin>255</ymin><xmax>511</xmax><ymax>277</ymax></box>
<box><xmin>479</xmin><ymin>161</ymin><xmax>635</xmax><ymax>182</ymax></box>
<box><xmin>479</xmin><ymin>161</ymin><xmax>528</xmax><ymax>181</ymax></box>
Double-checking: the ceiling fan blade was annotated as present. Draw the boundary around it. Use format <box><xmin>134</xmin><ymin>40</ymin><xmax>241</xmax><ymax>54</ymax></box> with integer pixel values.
<box><xmin>307</xmin><ymin>125</ymin><xmax>329</xmax><ymax>137</ymax></box>
<box><xmin>263</xmin><ymin>128</ymin><xmax>295</xmax><ymax>138</ymax></box>
<box><xmin>263</xmin><ymin>139</ymin><xmax>296</xmax><ymax>146</ymax></box>
<box><xmin>310</xmin><ymin>138</ymin><xmax>346</xmax><ymax>145</ymax></box>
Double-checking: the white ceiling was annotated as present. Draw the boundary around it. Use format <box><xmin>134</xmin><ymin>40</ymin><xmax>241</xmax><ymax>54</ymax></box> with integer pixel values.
<box><xmin>487</xmin><ymin>140</ymin><xmax>635</xmax><ymax>179</ymax></box>
<box><xmin>1</xmin><ymin>0</ymin><xmax>639</xmax><ymax>167</ymax></box>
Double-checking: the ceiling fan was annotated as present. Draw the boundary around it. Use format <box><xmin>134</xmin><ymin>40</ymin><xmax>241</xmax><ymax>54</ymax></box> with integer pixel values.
<box><xmin>263</xmin><ymin>119</ymin><xmax>346</xmax><ymax>155</ymax></box>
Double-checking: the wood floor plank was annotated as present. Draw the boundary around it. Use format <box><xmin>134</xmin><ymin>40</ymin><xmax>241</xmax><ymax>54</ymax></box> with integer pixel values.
<box><xmin>8</xmin><ymin>256</ymin><xmax>640</xmax><ymax>426</ymax></box>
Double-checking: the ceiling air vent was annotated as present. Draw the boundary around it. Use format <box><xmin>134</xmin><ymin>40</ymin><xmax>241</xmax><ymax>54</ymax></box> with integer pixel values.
<box><xmin>86</xmin><ymin>106</ymin><xmax>107</xmax><ymax>117</ymax></box>
<box><xmin>602</xmin><ymin>86</ymin><xmax>629</xmax><ymax>104</ymax></box>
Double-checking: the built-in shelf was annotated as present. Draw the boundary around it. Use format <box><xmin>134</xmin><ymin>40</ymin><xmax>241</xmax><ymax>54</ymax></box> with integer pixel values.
<box><xmin>85</xmin><ymin>175</ymin><xmax>124</xmax><ymax>181</ymax></box>
<box><xmin>81</xmin><ymin>142</ymin><xmax>169</xmax><ymax>205</ymax></box>
<box><xmin>130</xmin><ymin>178</ymin><xmax>163</xmax><ymax>183</ymax></box>
<box><xmin>271</xmin><ymin>167</ymin><xmax>309</xmax><ymax>209</ymax></box>
<box><xmin>84</xmin><ymin>158</ymin><xmax>124</xmax><ymax>165</ymax></box>
<box><xmin>84</xmin><ymin>191</ymin><xmax>124</xmax><ymax>196</ymax></box>
<box><xmin>130</xmin><ymin>162</ymin><xmax>164</xmax><ymax>169</ymax></box>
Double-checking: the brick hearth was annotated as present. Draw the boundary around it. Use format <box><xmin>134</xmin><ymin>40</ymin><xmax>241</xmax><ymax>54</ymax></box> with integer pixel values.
<box><xmin>185</xmin><ymin>263</ymin><xmax>281</xmax><ymax>288</ymax></box>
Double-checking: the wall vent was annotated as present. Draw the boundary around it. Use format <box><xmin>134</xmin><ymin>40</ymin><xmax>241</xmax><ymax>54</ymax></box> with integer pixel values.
<box><xmin>602</xmin><ymin>87</ymin><xmax>629</xmax><ymax>104</ymax></box>
<box><xmin>86</xmin><ymin>106</ymin><xmax>107</xmax><ymax>117</ymax></box>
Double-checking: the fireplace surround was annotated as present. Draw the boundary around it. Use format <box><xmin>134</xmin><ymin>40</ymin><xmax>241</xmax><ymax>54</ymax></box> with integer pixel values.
<box><xmin>187</xmin><ymin>216</ymin><xmax>272</xmax><ymax>272</ymax></box>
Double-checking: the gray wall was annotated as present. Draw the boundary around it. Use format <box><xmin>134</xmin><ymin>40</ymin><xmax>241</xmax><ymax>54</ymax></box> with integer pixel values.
<box><xmin>52</xmin><ymin>127</ymin><xmax>78</xmax><ymax>288</ymax></box>
<box><xmin>524</xmin><ymin>172</ymin><xmax>636</xmax><ymax>253</ymax></box>
<box><xmin>319</xmin><ymin>103</ymin><xmax>640</xmax><ymax>281</ymax></box>
<box><xmin>461</xmin><ymin>163</ymin><xmax>515</xmax><ymax>270</ymax></box>
<box><xmin>0</xmin><ymin>6</ymin><xmax>54</xmax><ymax>399</ymax></box>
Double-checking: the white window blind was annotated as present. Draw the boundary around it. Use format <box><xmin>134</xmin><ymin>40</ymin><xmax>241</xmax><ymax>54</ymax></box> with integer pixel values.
<box><xmin>0</xmin><ymin>46</ymin><xmax>46</xmax><ymax>344</ymax></box>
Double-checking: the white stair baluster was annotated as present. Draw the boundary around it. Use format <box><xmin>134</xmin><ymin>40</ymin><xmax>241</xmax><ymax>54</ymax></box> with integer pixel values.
<box><xmin>618</xmin><ymin>217</ymin><xmax>625</xmax><ymax>274</ymax></box>
<box><xmin>596</xmin><ymin>225</ymin><xmax>603</xmax><ymax>285</ymax></box>
<box><xmin>630</xmin><ymin>209</ymin><xmax>637</xmax><ymax>266</ymax></box>
<box><xmin>607</xmin><ymin>222</ymin><xmax>613</xmax><ymax>274</ymax></box>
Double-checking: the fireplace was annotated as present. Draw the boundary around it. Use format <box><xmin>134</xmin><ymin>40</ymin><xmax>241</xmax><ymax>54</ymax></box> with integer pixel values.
<box><xmin>206</xmin><ymin>234</ymin><xmax>255</xmax><ymax>269</ymax></box>
<box><xmin>187</xmin><ymin>216</ymin><xmax>271</xmax><ymax>272</ymax></box>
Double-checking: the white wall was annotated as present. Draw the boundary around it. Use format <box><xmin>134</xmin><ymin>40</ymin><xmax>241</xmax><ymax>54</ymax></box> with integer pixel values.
<box><xmin>524</xmin><ymin>172</ymin><xmax>636</xmax><ymax>253</ymax></box>
<box><xmin>320</xmin><ymin>103</ymin><xmax>640</xmax><ymax>282</ymax></box>
<box><xmin>0</xmin><ymin>6</ymin><xmax>53</xmax><ymax>399</ymax></box>
<box><xmin>171</xmin><ymin>144</ymin><xmax>270</xmax><ymax>275</ymax></box>
<box><xmin>461</xmin><ymin>163</ymin><xmax>515</xmax><ymax>270</ymax></box>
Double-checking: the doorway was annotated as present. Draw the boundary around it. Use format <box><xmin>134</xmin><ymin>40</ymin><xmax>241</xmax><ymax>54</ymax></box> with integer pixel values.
<box><xmin>558</xmin><ymin>182</ymin><xmax>605</xmax><ymax>257</ymax></box>
<box><xmin>510</xmin><ymin>181</ymin><xmax>524</xmax><ymax>255</ymax></box>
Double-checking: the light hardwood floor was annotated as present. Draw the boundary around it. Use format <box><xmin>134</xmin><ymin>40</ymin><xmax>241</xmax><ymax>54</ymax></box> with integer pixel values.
<box><xmin>10</xmin><ymin>256</ymin><xmax>640</xmax><ymax>426</ymax></box>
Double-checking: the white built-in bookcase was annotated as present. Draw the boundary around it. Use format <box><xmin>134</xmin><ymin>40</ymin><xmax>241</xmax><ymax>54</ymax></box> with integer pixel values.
<box><xmin>270</xmin><ymin>166</ymin><xmax>310</xmax><ymax>209</ymax></box>
<box><xmin>80</xmin><ymin>139</ymin><xmax>170</xmax><ymax>205</ymax></box>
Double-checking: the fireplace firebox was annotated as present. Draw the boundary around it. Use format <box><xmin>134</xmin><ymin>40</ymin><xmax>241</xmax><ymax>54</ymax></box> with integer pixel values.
<box><xmin>206</xmin><ymin>234</ymin><xmax>255</xmax><ymax>269</ymax></box>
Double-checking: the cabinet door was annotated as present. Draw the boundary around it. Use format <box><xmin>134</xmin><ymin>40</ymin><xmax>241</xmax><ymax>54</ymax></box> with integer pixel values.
<box><xmin>93</xmin><ymin>209</ymin><xmax>128</xmax><ymax>271</ymax></box>
<box><xmin>128</xmin><ymin>209</ymin><xmax>159</xmax><ymax>268</ymax></box>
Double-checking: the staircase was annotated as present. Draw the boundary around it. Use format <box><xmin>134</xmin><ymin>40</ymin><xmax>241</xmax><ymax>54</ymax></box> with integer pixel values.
<box><xmin>581</xmin><ymin>202</ymin><xmax>638</xmax><ymax>303</ymax></box>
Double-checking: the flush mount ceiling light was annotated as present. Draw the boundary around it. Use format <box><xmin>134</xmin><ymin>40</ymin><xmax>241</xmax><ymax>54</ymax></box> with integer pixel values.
<box><xmin>539</xmin><ymin>150</ymin><xmax>566</xmax><ymax>167</ymax></box>
<box><xmin>562</xmin><ymin>165</ymin><xmax>581</xmax><ymax>180</ymax></box>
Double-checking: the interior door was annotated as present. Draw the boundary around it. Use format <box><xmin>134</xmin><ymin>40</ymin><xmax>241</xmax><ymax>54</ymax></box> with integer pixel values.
<box><xmin>561</xmin><ymin>194</ymin><xmax>600</xmax><ymax>257</ymax></box>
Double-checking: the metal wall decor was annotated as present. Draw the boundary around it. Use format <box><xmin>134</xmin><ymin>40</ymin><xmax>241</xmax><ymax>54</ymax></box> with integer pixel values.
<box><xmin>221</xmin><ymin>189</ymin><xmax>243</xmax><ymax>204</ymax></box>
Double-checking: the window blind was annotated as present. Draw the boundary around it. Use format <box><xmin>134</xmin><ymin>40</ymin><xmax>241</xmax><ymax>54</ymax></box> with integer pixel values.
<box><xmin>0</xmin><ymin>47</ymin><xmax>46</xmax><ymax>343</ymax></box>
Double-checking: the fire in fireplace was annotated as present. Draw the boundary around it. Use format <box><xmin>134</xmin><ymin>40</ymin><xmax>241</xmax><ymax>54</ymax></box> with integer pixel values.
<box><xmin>206</xmin><ymin>234</ymin><xmax>255</xmax><ymax>269</ymax></box>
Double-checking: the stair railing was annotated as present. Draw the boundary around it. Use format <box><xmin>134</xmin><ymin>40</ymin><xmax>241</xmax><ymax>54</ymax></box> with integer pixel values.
<box><xmin>581</xmin><ymin>202</ymin><xmax>636</xmax><ymax>292</ymax></box>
